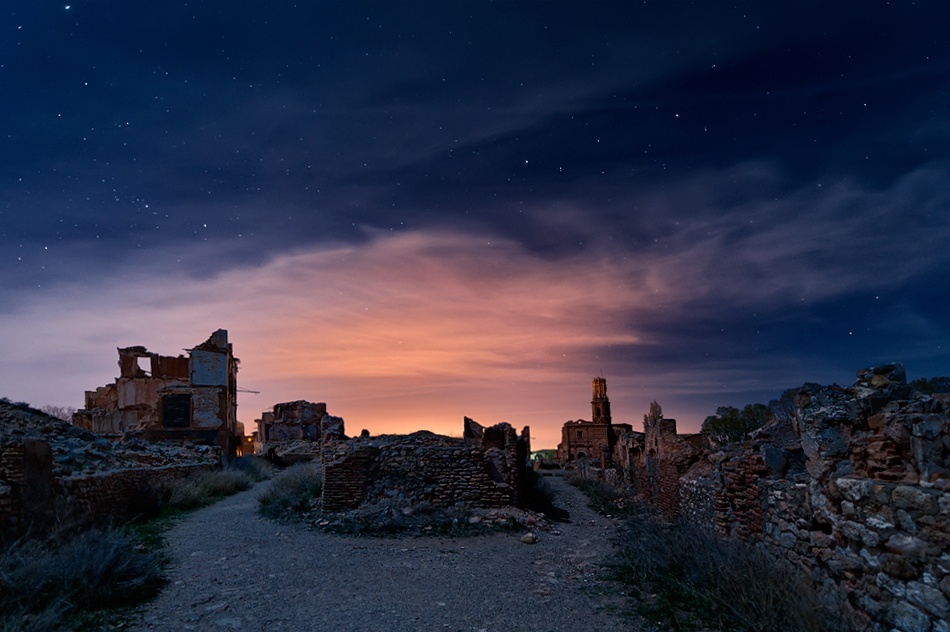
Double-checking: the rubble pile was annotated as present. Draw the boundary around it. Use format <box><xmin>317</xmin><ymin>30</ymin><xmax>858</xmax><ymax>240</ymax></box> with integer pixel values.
<box><xmin>1</xmin><ymin>399</ymin><xmax>220</xmax><ymax>476</ymax></box>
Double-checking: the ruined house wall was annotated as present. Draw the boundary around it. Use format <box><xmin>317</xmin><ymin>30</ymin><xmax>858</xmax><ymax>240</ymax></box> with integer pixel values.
<box><xmin>72</xmin><ymin>329</ymin><xmax>239</xmax><ymax>458</ymax></box>
<box><xmin>631</xmin><ymin>367</ymin><xmax>950</xmax><ymax>632</ymax></box>
<box><xmin>321</xmin><ymin>422</ymin><xmax>528</xmax><ymax>513</ymax></box>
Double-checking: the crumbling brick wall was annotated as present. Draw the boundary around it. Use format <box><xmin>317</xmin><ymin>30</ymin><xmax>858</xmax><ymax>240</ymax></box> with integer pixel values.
<box><xmin>634</xmin><ymin>364</ymin><xmax>950</xmax><ymax>632</ymax></box>
<box><xmin>321</xmin><ymin>420</ymin><xmax>530</xmax><ymax>512</ymax></box>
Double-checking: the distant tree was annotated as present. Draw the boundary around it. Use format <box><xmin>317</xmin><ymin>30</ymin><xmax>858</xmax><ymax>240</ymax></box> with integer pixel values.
<box><xmin>644</xmin><ymin>400</ymin><xmax>663</xmax><ymax>426</ymax></box>
<box><xmin>909</xmin><ymin>376</ymin><xmax>950</xmax><ymax>395</ymax></box>
<box><xmin>40</xmin><ymin>405</ymin><xmax>76</xmax><ymax>422</ymax></box>
<box><xmin>701</xmin><ymin>403</ymin><xmax>772</xmax><ymax>445</ymax></box>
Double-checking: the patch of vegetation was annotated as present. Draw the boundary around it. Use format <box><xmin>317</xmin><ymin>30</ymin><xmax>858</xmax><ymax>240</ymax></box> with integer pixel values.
<box><xmin>225</xmin><ymin>455</ymin><xmax>274</xmax><ymax>482</ymax></box>
<box><xmin>909</xmin><ymin>375</ymin><xmax>950</xmax><ymax>395</ymax></box>
<box><xmin>567</xmin><ymin>475</ymin><xmax>628</xmax><ymax>515</ymax></box>
<box><xmin>0</xmin><ymin>453</ymin><xmax>266</xmax><ymax>631</ymax></box>
<box><xmin>0</xmin><ymin>527</ymin><xmax>163</xmax><ymax>632</ymax></box>
<box><xmin>165</xmin><ymin>468</ymin><xmax>255</xmax><ymax>511</ymax></box>
<box><xmin>613</xmin><ymin>508</ymin><xmax>845</xmax><ymax>632</ymax></box>
<box><xmin>257</xmin><ymin>462</ymin><xmax>323</xmax><ymax>519</ymax></box>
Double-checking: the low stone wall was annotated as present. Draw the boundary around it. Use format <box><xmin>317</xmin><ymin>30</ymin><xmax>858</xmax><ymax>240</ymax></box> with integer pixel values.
<box><xmin>58</xmin><ymin>463</ymin><xmax>214</xmax><ymax>524</ymax></box>
<box><xmin>321</xmin><ymin>423</ymin><xmax>529</xmax><ymax>512</ymax></box>
<box><xmin>1</xmin><ymin>437</ymin><xmax>213</xmax><ymax>537</ymax></box>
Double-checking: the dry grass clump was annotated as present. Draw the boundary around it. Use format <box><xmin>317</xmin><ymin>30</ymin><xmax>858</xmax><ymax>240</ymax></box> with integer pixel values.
<box><xmin>614</xmin><ymin>507</ymin><xmax>846</xmax><ymax>632</ymax></box>
<box><xmin>163</xmin><ymin>457</ymin><xmax>270</xmax><ymax>511</ymax></box>
<box><xmin>0</xmin><ymin>527</ymin><xmax>163</xmax><ymax>632</ymax></box>
<box><xmin>257</xmin><ymin>462</ymin><xmax>323</xmax><ymax>519</ymax></box>
<box><xmin>166</xmin><ymin>468</ymin><xmax>255</xmax><ymax>510</ymax></box>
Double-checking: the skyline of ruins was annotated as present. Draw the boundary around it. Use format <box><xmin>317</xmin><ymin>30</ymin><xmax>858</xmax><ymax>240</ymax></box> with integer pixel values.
<box><xmin>2</xmin><ymin>3</ymin><xmax>949</xmax><ymax>448</ymax></box>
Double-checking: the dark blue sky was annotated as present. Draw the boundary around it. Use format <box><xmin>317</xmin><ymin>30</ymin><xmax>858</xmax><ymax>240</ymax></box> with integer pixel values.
<box><xmin>2</xmin><ymin>2</ymin><xmax>948</xmax><ymax>441</ymax></box>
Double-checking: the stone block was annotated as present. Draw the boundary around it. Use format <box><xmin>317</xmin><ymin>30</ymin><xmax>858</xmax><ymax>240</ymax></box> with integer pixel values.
<box><xmin>892</xmin><ymin>486</ymin><xmax>938</xmax><ymax>514</ymax></box>
<box><xmin>906</xmin><ymin>580</ymin><xmax>949</xmax><ymax>618</ymax></box>
<box><xmin>835</xmin><ymin>478</ymin><xmax>872</xmax><ymax>502</ymax></box>
<box><xmin>890</xmin><ymin>601</ymin><xmax>930</xmax><ymax>632</ymax></box>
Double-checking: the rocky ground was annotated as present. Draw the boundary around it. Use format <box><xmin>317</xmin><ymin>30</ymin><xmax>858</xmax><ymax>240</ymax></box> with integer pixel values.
<box><xmin>131</xmin><ymin>472</ymin><xmax>643</xmax><ymax>632</ymax></box>
<box><xmin>0</xmin><ymin>399</ymin><xmax>218</xmax><ymax>476</ymax></box>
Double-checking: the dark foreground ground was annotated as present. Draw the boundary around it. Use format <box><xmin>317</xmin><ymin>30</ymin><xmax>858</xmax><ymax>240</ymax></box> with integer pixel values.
<box><xmin>130</xmin><ymin>474</ymin><xmax>640</xmax><ymax>632</ymax></box>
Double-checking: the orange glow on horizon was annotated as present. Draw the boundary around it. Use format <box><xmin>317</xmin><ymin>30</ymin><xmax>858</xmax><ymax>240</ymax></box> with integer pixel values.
<box><xmin>1</xmin><ymin>228</ymin><xmax>706</xmax><ymax>449</ymax></box>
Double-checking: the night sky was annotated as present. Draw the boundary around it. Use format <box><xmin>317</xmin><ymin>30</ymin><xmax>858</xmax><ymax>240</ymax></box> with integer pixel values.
<box><xmin>2</xmin><ymin>2</ymin><xmax>949</xmax><ymax>447</ymax></box>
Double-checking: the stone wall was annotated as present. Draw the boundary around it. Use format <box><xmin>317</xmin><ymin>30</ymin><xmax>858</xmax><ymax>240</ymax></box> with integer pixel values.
<box><xmin>321</xmin><ymin>420</ymin><xmax>530</xmax><ymax>513</ymax></box>
<box><xmin>1</xmin><ymin>435</ymin><xmax>212</xmax><ymax>537</ymax></box>
<box><xmin>626</xmin><ymin>364</ymin><xmax>950</xmax><ymax>632</ymax></box>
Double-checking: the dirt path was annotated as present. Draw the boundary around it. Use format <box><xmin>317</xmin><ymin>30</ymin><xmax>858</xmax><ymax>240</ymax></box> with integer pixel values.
<box><xmin>131</xmin><ymin>474</ymin><xmax>639</xmax><ymax>632</ymax></box>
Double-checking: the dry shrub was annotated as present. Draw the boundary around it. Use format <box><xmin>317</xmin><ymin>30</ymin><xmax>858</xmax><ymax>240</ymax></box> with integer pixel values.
<box><xmin>0</xmin><ymin>527</ymin><xmax>163</xmax><ymax>631</ymax></box>
<box><xmin>614</xmin><ymin>508</ymin><xmax>848</xmax><ymax>632</ymax></box>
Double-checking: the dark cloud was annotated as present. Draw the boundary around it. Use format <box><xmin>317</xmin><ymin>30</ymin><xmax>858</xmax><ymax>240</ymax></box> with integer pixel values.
<box><xmin>2</xmin><ymin>1</ymin><xmax>950</xmax><ymax>433</ymax></box>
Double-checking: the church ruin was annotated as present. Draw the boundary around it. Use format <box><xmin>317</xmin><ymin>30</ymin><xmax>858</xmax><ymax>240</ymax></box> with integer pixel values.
<box><xmin>556</xmin><ymin>377</ymin><xmax>632</xmax><ymax>463</ymax></box>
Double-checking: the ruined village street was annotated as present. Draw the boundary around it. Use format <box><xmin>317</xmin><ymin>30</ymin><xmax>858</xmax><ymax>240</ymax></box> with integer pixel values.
<box><xmin>130</xmin><ymin>474</ymin><xmax>640</xmax><ymax>632</ymax></box>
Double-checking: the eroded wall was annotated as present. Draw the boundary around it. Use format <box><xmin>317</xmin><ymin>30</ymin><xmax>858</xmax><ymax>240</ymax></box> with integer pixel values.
<box><xmin>611</xmin><ymin>364</ymin><xmax>950</xmax><ymax>632</ymax></box>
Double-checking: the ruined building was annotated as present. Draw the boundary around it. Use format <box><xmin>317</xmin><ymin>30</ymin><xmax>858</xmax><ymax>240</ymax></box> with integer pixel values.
<box><xmin>256</xmin><ymin>400</ymin><xmax>346</xmax><ymax>464</ymax></box>
<box><xmin>72</xmin><ymin>330</ymin><xmax>240</xmax><ymax>459</ymax></box>
<box><xmin>575</xmin><ymin>363</ymin><xmax>950</xmax><ymax>632</ymax></box>
<box><xmin>556</xmin><ymin>378</ymin><xmax>632</xmax><ymax>463</ymax></box>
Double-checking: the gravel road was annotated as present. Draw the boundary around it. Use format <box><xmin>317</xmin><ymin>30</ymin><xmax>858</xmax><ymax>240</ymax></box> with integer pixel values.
<box><xmin>131</xmin><ymin>473</ymin><xmax>639</xmax><ymax>632</ymax></box>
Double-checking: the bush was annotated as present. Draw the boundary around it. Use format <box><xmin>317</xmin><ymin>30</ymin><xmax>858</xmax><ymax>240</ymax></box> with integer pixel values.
<box><xmin>701</xmin><ymin>404</ymin><xmax>772</xmax><ymax>445</ymax></box>
<box><xmin>0</xmin><ymin>527</ymin><xmax>163</xmax><ymax>632</ymax></box>
<box><xmin>614</xmin><ymin>508</ymin><xmax>845</xmax><ymax>632</ymax></box>
<box><xmin>257</xmin><ymin>463</ymin><xmax>323</xmax><ymax>519</ymax></box>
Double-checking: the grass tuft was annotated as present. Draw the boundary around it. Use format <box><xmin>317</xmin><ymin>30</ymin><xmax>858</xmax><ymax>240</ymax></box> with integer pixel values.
<box><xmin>166</xmin><ymin>468</ymin><xmax>254</xmax><ymax>511</ymax></box>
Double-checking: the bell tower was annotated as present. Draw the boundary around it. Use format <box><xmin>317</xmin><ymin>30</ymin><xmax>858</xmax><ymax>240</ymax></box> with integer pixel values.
<box><xmin>591</xmin><ymin>377</ymin><xmax>611</xmax><ymax>424</ymax></box>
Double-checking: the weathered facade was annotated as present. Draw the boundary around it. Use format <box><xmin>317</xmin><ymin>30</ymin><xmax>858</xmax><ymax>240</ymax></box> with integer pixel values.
<box><xmin>580</xmin><ymin>363</ymin><xmax>950</xmax><ymax>632</ymax></box>
<box><xmin>556</xmin><ymin>378</ymin><xmax>632</xmax><ymax>463</ymax></box>
<box><xmin>72</xmin><ymin>330</ymin><xmax>240</xmax><ymax>459</ymax></box>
